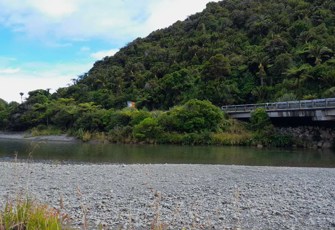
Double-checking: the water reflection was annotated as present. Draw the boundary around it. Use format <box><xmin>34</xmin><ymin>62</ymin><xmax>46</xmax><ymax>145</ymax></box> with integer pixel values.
<box><xmin>0</xmin><ymin>139</ymin><xmax>334</xmax><ymax>167</ymax></box>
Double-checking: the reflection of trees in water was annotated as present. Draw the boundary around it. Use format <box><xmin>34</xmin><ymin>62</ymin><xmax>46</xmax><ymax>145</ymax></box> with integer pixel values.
<box><xmin>0</xmin><ymin>140</ymin><xmax>335</xmax><ymax>167</ymax></box>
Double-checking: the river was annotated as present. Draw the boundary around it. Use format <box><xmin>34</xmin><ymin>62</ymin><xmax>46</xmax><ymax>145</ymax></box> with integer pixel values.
<box><xmin>0</xmin><ymin>138</ymin><xmax>335</xmax><ymax>167</ymax></box>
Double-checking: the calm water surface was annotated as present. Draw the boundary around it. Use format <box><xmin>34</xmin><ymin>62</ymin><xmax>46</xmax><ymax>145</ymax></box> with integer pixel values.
<box><xmin>0</xmin><ymin>139</ymin><xmax>335</xmax><ymax>167</ymax></box>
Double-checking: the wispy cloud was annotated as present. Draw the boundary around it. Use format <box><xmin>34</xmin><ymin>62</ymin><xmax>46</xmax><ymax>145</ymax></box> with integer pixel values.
<box><xmin>91</xmin><ymin>49</ymin><xmax>119</xmax><ymax>60</ymax></box>
<box><xmin>80</xmin><ymin>46</ymin><xmax>90</xmax><ymax>52</ymax></box>
<box><xmin>0</xmin><ymin>0</ymin><xmax>218</xmax><ymax>44</ymax></box>
<box><xmin>30</xmin><ymin>0</ymin><xmax>77</xmax><ymax>18</ymax></box>
<box><xmin>0</xmin><ymin>68</ymin><xmax>20</xmax><ymax>74</ymax></box>
<box><xmin>0</xmin><ymin>0</ymin><xmax>151</xmax><ymax>43</ymax></box>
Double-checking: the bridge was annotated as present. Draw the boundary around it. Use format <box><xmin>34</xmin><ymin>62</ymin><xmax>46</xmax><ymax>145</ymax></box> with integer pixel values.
<box><xmin>221</xmin><ymin>98</ymin><xmax>335</xmax><ymax>121</ymax></box>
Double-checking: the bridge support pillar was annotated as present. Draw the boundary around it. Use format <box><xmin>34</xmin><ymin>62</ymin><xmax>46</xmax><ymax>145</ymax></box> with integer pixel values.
<box><xmin>313</xmin><ymin>110</ymin><xmax>335</xmax><ymax>121</ymax></box>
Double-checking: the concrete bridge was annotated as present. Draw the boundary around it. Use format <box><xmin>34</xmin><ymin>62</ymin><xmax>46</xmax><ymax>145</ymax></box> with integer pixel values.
<box><xmin>221</xmin><ymin>98</ymin><xmax>335</xmax><ymax>121</ymax></box>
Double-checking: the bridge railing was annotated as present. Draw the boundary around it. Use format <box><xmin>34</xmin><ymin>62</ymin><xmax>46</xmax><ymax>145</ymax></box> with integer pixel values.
<box><xmin>221</xmin><ymin>98</ymin><xmax>335</xmax><ymax>113</ymax></box>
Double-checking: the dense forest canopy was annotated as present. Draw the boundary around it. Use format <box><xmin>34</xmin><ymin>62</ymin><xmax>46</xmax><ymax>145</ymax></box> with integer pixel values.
<box><xmin>56</xmin><ymin>0</ymin><xmax>335</xmax><ymax>110</ymax></box>
<box><xmin>1</xmin><ymin>0</ymin><xmax>335</xmax><ymax>136</ymax></box>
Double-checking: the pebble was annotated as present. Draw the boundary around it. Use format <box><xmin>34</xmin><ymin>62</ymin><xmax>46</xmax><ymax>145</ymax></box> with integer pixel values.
<box><xmin>0</xmin><ymin>162</ymin><xmax>334</xmax><ymax>229</ymax></box>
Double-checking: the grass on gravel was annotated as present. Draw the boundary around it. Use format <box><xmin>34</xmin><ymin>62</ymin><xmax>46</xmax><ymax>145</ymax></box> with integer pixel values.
<box><xmin>0</xmin><ymin>198</ymin><xmax>70</xmax><ymax>230</ymax></box>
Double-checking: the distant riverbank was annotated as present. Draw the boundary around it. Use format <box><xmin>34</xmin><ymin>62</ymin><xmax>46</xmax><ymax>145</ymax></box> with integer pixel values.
<box><xmin>1</xmin><ymin>162</ymin><xmax>335</xmax><ymax>229</ymax></box>
<box><xmin>0</xmin><ymin>132</ymin><xmax>77</xmax><ymax>142</ymax></box>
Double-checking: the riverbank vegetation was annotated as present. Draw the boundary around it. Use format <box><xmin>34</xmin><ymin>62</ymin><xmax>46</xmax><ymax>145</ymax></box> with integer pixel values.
<box><xmin>1</xmin><ymin>0</ymin><xmax>334</xmax><ymax>146</ymax></box>
<box><xmin>0</xmin><ymin>198</ymin><xmax>68</xmax><ymax>230</ymax></box>
<box><xmin>0</xmin><ymin>95</ymin><xmax>294</xmax><ymax>147</ymax></box>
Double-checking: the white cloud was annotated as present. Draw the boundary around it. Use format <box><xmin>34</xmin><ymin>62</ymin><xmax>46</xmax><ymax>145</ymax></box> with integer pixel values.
<box><xmin>146</xmin><ymin>0</ymin><xmax>219</xmax><ymax>31</ymax></box>
<box><xmin>91</xmin><ymin>49</ymin><xmax>119</xmax><ymax>60</ymax></box>
<box><xmin>0</xmin><ymin>0</ymin><xmax>150</xmax><ymax>42</ymax></box>
<box><xmin>0</xmin><ymin>62</ymin><xmax>92</xmax><ymax>103</ymax></box>
<box><xmin>45</xmin><ymin>41</ymin><xmax>72</xmax><ymax>48</ymax></box>
<box><xmin>80</xmin><ymin>46</ymin><xmax>90</xmax><ymax>52</ymax></box>
<box><xmin>0</xmin><ymin>0</ymin><xmax>218</xmax><ymax>43</ymax></box>
<box><xmin>0</xmin><ymin>75</ymin><xmax>70</xmax><ymax>103</ymax></box>
<box><xmin>0</xmin><ymin>68</ymin><xmax>20</xmax><ymax>74</ymax></box>
<box><xmin>30</xmin><ymin>0</ymin><xmax>77</xmax><ymax>18</ymax></box>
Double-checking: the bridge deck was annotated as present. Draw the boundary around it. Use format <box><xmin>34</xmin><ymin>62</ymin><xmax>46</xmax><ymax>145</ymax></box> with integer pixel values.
<box><xmin>221</xmin><ymin>98</ymin><xmax>335</xmax><ymax>121</ymax></box>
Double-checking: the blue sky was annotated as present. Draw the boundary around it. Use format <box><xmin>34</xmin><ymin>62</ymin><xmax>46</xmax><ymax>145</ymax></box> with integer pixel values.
<box><xmin>0</xmin><ymin>0</ymin><xmax>219</xmax><ymax>103</ymax></box>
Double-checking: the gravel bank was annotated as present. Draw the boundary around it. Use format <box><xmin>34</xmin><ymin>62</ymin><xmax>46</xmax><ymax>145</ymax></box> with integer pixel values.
<box><xmin>0</xmin><ymin>162</ymin><xmax>334</xmax><ymax>229</ymax></box>
<box><xmin>0</xmin><ymin>132</ymin><xmax>77</xmax><ymax>142</ymax></box>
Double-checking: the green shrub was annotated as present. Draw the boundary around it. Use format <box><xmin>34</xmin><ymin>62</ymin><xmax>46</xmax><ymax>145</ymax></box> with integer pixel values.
<box><xmin>51</xmin><ymin>105</ymin><xmax>78</xmax><ymax>129</ymax></box>
<box><xmin>249</xmin><ymin>108</ymin><xmax>272</xmax><ymax>131</ymax></box>
<box><xmin>157</xmin><ymin>132</ymin><xmax>184</xmax><ymax>144</ymax></box>
<box><xmin>211</xmin><ymin>132</ymin><xmax>251</xmax><ymax>145</ymax></box>
<box><xmin>30</xmin><ymin>125</ymin><xmax>63</xmax><ymax>136</ymax></box>
<box><xmin>73</xmin><ymin>109</ymin><xmax>105</xmax><ymax>131</ymax></box>
<box><xmin>133</xmin><ymin>117</ymin><xmax>162</xmax><ymax>141</ymax></box>
<box><xmin>108</xmin><ymin>126</ymin><xmax>133</xmax><ymax>143</ymax></box>
<box><xmin>249</xmin><ymin>108</ymin><xmax>275</xmax><ymax>145</ymax></box>
<box><xmin>104</xmin><ymin>110</ymin><xmax>132</xmax><ymax>130</ymax></box>
<box><xmin>129</xmin><ymin>110</ymin><xmax>151</xmax><ymax>126</ymax></box>
<box><xmin>160</xmin><ymin>99</ymin><xmax>223</xmax><ymax>133</ymax></box>
<box><xmin>181</xmin><ymin>132</ymin><xmax>212</xmax><ymax>145</ymax></box>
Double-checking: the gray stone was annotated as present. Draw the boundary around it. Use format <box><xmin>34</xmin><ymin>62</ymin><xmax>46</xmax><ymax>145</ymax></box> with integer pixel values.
<box><xmin>0</xmin><ymin>162</ymin><xmax>334</xmax><ymax>229</ymax></box>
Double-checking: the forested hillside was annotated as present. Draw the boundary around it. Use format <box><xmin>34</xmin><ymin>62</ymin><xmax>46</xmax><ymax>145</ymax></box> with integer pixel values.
<box><xmin>0</xmin><ymin>0</ymin><xmax>334</xmax><ymax>146</ymax></box>
<box><xmin>58</xmin><ymin>0</ymin><xmax>335</xmax><ymax>110</ymax></box>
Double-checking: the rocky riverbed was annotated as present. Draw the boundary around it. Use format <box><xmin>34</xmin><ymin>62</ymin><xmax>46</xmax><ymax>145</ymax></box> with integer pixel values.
<box><xmin>0</xmin><ymin>162</ymin><xmax>334</xmax><ymax>229</ymax></box>
<box><xmin>276</xmin><ymin>126</ymin><xmax>335</xmax><ymax>149</ymax></box>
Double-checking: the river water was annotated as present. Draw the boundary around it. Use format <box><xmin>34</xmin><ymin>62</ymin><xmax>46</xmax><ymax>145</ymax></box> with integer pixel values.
<box><xmin>0</xmin><ymin>139</ymin><xmax>335</xmax><ymax>167</ymax></box>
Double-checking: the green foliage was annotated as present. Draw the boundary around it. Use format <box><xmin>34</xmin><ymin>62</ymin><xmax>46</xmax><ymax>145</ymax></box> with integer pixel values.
<box><xmin>0</xmin><ymin>99</ymin><xmax>9</xmax><ymax>129</ymax></box>
<box><xmin>0</xmin><ymin>198</ymin><xmax>67</xmax><ymax>230</ymax></box>
<box><xmin>276</xmin><ymin>93</ymin><xmax>298</xmax><ymax>102</ymax></box>
<box><xmin>249</xmin><ymin>108</ymin><xmax>272</xmax><ymax>131</ymax></box>
<box><xmin>213</xmin><ymin>118</ymin><xmax>252</xmax><ymax>145</ymax></box>
<box><xmin>108</xmin><ymin>126</ymin><xmax>133</xmax><ymax>143</ymax></box>
<box><xmin>157</xmin><ymin>132</ymin><xmax>185</xmax><ymax>144</ymax></box>
<box><xmin>73</xmin><ymin>105</ymin><xmax>106</xmax><ymax>131</ymax></box>
<box><xmin>160</xmin><ymin>100</ymin><xmax>223</xmax><ymax>133</ymax></box>
<box><xmin>129</xmin><ymin>110</ymin><xmax>151</xmax><ymax>126</ymax></box>
<box><xmin>104</xmin><ymin>109</ymin><xmax>132</xmax><ymax>130</ymax></box>
<box><xmin>181</xmin><ymin>132</ymin><xmax>212</xmax><ymax>145</ymax></box>
<box><xmin>133</xmin><ymin>117</ymin><xmax>162</xmax><ymax>141</ymax></box>
<box><xmin>323</xmin><ymin>87</ymin><xmax>335</xmax><ymax>98</ymax></box>
<box><xmin>50</xmin><ymin>0</ymin><xmax>335</xmax><ymax>108</ymax></box>
<box><xmin>270</xmin><ymin>134</ymin><xmax>294</xmax><ymax>147</ymax></box>
<box><xmin>30</xmin><ymin>125</ymin><xmax>62</xmax><ymax>136</ymax></box>
<box><xmin>211</xmin><ymin>132</ymin><xmax>251</xmax><ymax>145</ymax></box>
<box><xmin>249</xmin><ymin>108</ymin><xmax>275</xmax><ymax>145</ymax></box>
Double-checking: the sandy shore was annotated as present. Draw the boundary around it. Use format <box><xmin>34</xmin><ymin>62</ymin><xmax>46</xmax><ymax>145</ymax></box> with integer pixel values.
<box><xmin>1</xmin><ymin>162</ymin><xmax>334</xmax><ymax>229</ymax></box>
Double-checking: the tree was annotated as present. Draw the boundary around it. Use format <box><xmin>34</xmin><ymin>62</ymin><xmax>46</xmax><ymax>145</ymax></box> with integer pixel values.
<box><xmin>0</xmin><ymin>99</ymin><xmax>9</xmax><ymax>129</ymax></box>
<box><xmin>299</xmin><ymin>44</ymin><xmax>333</xmax><ymax>65</ymax></box>
<box><xmin>284</xmin><ymin>64</ymin><xmax>312</xmax><ymax>96</ymax></box>
<box><xmin>202</xmin><ymin>54</ymin><xmax>231</xmax><ymax>81</ymax></box>
<box><xmin>20</xmin><ymin>92</ymin><xmax>24</xmax><ymax>103</ymax></box>
<box><xmin>249</xmin><ymin>108</ymin><xmax>274</xmax><ymax>144</ymax></box>
<box><xmin>257</xmin><ymin>63</ymin><xmax>267</xmax><ymax>87</ymax></box>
